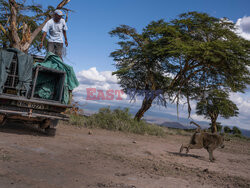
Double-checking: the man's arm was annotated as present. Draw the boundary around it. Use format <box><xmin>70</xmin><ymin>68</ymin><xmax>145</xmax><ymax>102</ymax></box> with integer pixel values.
<box><xmin>39</xmin><ymin>32</ymin><xmax>47</xmax><ymax>49</ymax></box>
<box><xmin>63</xmin><ymin>30</ymin><xmax>68</xmax><ymax>47</ymax></box>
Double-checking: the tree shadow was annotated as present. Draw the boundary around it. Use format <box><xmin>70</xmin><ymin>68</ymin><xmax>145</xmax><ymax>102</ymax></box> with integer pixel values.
<box><xmin>0</xmin><ymin>120</ymin><xmax>47</xmax><ymax>137</ymax></box>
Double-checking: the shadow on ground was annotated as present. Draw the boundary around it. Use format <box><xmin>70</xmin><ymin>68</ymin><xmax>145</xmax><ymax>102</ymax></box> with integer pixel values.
<box><xmin>166</xmin><ymin>151</ymin><xmax>204</xmax><ymax>159</ymax></box>
<box><xmin>0</xmin><ymin>120</ymin><xmax>47</xmax><ymax>136</ymax></box>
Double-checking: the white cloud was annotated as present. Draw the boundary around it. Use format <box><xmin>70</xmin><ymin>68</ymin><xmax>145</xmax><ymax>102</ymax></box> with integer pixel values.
<box><xmin>75</xmin><ymin>67</ymin><xmax>121</xmax><ymax>92</ymax></box>
<box><xmin>77</xmin><ymin>67</ymin><xmax>105</xmax><ymax>82</ymax></box>
<box><xmin>230</xmin><ymin>93</ymin><xmax>250</xmax><ymax>114</ymax></box>
<box><xmin>235</xmin><ymin>16</ymin><xmax>250</xmax><ymax>40</ymax></box>
<box><xmin>190</xmin><ymin>114</ymin><xmax>209</xmax><ymax>123</ymax></box>
<box><xmin>77</xmin><ymin>67</ymin><xmax>119</xmax><ymax>85</ymax></box>
<box><xmin>101</xmin><ymin>71</ymin><xmax>119</xmax><ymax>84</ymax></box>
<box><xmin>215</xmin><ymin>92</ymin><xmax>250</xmax><ymax>129</ymax></box>
<box><xmin>73</xmin><ymin>67</ymin><xmax>129</xmax><ymax>106</ymax></box>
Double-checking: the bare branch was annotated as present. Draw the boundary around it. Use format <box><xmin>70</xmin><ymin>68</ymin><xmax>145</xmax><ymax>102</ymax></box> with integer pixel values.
<box><xmin>65</xmin><ymin>9</ymin><xmax>69</xmax><ymax>22</ymax></box>
<box><xmin>0</xmin><ymin>23</ymin><xmax>7</xmax><ymax>34</ymax></box>
<box><xmin>190</xmin><ymin>121</ymin><xmax>201</xmax><ymax>128</ymax></box>
<box><xmin>21</xmin><ymin>22</ymin><xmax>31</xmax><ymax>45</ymax></box>
<box><xmin>21</xmin><ymin>16</ymin><xmax>50</xmax><ymax>51</ymax></box>
<box><xmin>57</xmin><ymin>0</ymin><xmax>71</xmax><ymax>9</ymax></box>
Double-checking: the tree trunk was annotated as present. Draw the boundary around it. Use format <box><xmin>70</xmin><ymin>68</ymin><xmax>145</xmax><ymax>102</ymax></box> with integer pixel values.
<box><xmin>134</xmin><ymin>96</ymin><xmax>155</xmax><ymax>121</ymax></box>
<box><xmin>9</xmin><ymin>0</ymin><xmax>21</xmax><ymax>50</ymax></box>
<box><xmin>211</xmin><ymin>119</ymin><xmax>217</xmax><ymax>133</ymax></box>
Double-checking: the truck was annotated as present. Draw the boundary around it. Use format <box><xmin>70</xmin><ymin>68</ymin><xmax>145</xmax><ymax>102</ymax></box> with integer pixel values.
<box><xmin>0</xmin><ymin>52</ymin><xmax>72</xmax><ymax>136</ymax></box>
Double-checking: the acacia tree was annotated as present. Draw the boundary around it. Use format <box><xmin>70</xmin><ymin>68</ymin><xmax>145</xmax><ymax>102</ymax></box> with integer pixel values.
<box><xmin>196</xmin><ymin>90</ymin><xmax>239</xmax><ymax>133</ymax></box>
<box><xmin>110</xmin><ymin>12</ymin><xmax>250</xmax><ymax>121</ymax></box>
<box><xmin>109</xmin><ymin>24</ymin><xmax>174</xmax><ymax>121</ymax></box>
<box><xmin>0</xmin><ymin>0</ymin><xmax>71</xmax><ymax>52</ymax></box>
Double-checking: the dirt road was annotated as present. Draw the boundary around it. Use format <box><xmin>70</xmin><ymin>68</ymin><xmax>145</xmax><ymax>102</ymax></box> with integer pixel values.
<box><xmin>0</xmin><ymin>123</ymin><xmax>249</xmax><ymax>188</ymax></box>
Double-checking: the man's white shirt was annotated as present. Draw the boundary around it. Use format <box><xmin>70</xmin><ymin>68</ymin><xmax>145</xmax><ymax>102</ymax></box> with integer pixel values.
<box><xmin>42</xmin><ymin>18</ymin><xmax>68</xmax><ymax>43</ymax></box>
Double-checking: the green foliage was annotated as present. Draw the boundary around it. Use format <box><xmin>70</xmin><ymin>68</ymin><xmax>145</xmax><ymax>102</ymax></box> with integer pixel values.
<box><xmin>224</xmin><ymin>126</ymin><xmax>232</xmax><ymax>133</ymax></box>
<box><xmin>196</xmin><ymin>90</ymin><xmax>239</xmax><ymax>119</ymax></box>
<box><xmin>0</xmin><ymin>0</ymin><xmax>71</xmax><ymax>53</ymax></box>
<box><xmin>109</xmin><ymin>24</ymin><xmax>172</xmax><ymax>109</ymax></box>
<box><xmin>232</xmin><ymin>126</ymin><xmax>242</xmax><ymax>135</ymax></box>
<box><xmin>196</xmin><ymin>89</ymin><xmax>238</xmax><ymax>132</ymax></box>
<box><xmin>68</xmin><ymin>113</ymin><xmax>86</xmax><ymax>126</ymax></box>
<box><xmin>68</xmin><ymin>107</ymin><xmax>165</xmax><ymax>137</ymax></box>
<box><xmin>0</xmin><ymin>0</ymin><xmax>53</xmax><ymax>52</ymax></box>
<box><xmin>225</xmin><ymin>133</ymin><xmax>249</xmax><ymax>141</ymax></box>
<box><xmin>110</xmin><ymin>11</ymin><xmax>250</xmax><ymax>121</ymax></box>
<box><xmin>217</xmin><ymin>123</ymin><xmax>222</xmax><ymax>132</ymax></box>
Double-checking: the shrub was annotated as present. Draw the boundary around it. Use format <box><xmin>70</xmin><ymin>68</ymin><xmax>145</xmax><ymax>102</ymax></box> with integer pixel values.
<box><xmin>232</xmin><ymin>126</ymin><xmax>242</xmax><ymax>135</ymax></box>
<box><xmin>224</xmin><ymin>133</ymin><xmax>250</xmax><ymax>141</ymax></box>
<box><xmin>68</xmin><ymin>114</ymin><xmax>86</xmax><ymax>126</ymax></box>
<box><xmin>68</xmin><ymin>107</ymin><xmax>165</xmax><ymax>137</ymax></box>
<box><xmin>224</xmin><ymin>126</ymin><xmax>232</xmax><ymax>133</ymax></box>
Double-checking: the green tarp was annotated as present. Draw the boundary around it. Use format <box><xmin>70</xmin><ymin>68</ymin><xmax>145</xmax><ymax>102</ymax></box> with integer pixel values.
<box><xmin>0</xmin><ymin>49</ymin><xmax>14</xmax><ymax>94</ymax></box>
<box><xmin>35</xmin><ymin>52</ymin><xmax>79</xmax><ymax>104</ymax></box>
<box><xmin>0</xmin><ymin>48</ymin><xmax>33</xmax><ymax>95</ymax></box>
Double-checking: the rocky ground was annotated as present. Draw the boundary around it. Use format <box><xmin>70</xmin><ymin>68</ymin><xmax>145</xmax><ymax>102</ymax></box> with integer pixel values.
<box><xmin>0</xmin><ymin>123</ymin><xmax>249</xmax><ymax>188</ymax></box>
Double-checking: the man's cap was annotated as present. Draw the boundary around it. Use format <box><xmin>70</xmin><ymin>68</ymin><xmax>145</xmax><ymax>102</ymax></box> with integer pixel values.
<box><xmin>54</xmin><ymin>9</ymin><xmax>63</xmax><ymax>16</ymax></box>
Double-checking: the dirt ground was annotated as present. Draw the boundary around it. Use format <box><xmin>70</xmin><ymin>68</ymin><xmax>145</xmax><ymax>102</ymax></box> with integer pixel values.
<box><xmin>0</xmin><ymin>123</ymin><xmax>249</xmax><ymax>188</ymax></box>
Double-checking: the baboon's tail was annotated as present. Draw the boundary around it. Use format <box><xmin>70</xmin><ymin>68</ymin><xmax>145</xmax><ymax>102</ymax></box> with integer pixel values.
<box><xmin>190</xmin><ymin>121</ymin><xmax>201</xmax><ymax>128</ymax></box>
<box><xmin>190</xmin><ymin>121</ymin><xmax>201</xmax><ymax>132</ymax></box>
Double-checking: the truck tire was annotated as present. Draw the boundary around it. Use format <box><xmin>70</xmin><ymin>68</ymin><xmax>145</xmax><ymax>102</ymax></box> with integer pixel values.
<box><xmin>44</xmin><ymin>127</ymin><xmax>56</xmax><ymax>136</ymax></box>
<box><xmin>0</xmin><ymin>116</ymin><xmax>7</xmax><ymax>127</ymax></box>
<box><xmin>50</xmin><ymin>119</ymin><xmax>59</xmax><ymax>128</ymax></box>
<box><xmin>40</xmin><ymin>119</ymin><xmax>59</xmax><ymax>129</ymax></box>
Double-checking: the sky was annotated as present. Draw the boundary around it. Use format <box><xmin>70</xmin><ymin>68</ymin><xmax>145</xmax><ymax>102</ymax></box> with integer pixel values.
<box><xmin>41</xmin><ymin>0</ymin><xmax>250</xmax><ymax>130</ymax></box>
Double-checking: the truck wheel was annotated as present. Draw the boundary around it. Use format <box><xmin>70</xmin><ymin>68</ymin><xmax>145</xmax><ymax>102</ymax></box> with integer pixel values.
<box><xmin>40</xmin><ymin>119</ymin><xmax>59</xmax><ymax>129</ymax></box>
<box><xmin>50</xmin><ymin>119</ymin><xmax>59</xmax><ymax>128</ymax></box>
<box><xmin>0</xmin><ymin>116</ymin><xmax>7</xmax><ymax>127</ymax></box>
<box><xmin>44</xmin><ymin>127</ymin><xmax>56</xmax><ymax>136</ymax></box>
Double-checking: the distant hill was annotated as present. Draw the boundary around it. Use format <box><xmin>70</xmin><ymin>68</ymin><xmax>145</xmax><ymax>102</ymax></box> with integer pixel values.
<box><xmin>241</xmin><ymin>129</ymin><xmax>250</xmax><ymax>137</ymax></box>
<box><xmin>160</xmin><ymin>121</ymin><xmax>191</xmax><ymax>129</ymax></box>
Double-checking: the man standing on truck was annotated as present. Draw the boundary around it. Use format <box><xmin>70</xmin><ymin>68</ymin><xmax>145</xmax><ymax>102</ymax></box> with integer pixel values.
<box><xmin>40</xmin><ymin>9</ymin><xmax>68</xmax><ymax>60</ymax></box>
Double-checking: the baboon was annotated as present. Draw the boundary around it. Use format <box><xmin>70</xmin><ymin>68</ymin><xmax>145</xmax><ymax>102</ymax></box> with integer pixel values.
<box><xmin>179</xmin><ymin>121</ymin><xmax>225</xmax><ymax>162</ymax></box>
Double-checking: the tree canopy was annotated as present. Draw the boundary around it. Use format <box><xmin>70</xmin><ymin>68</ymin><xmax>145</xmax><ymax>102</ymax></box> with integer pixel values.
<box><xmin>0</xmin><ymin>0</ymin><xmax>71</xmax><ymax>53</ymax></box>
<box><xmin>110</xmin><ymin>12</ymin><xmax>250</xmax><ymax>121</ymax></box>
<box><xmin>196</xmin><ymin>89</ymin><xmax>239</xmax><ymax>133</ymax></box>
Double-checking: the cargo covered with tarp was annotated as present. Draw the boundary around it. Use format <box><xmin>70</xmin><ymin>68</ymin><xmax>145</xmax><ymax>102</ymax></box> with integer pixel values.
<box><xmin>0</xmin><ymin>48</ymin><xmax>79</xmax><ymax>105</ymax></box>
<box><xmin>34</xmin><ymin>52</ymin><xmax>79</xmax><ymax>104</ymax></box>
